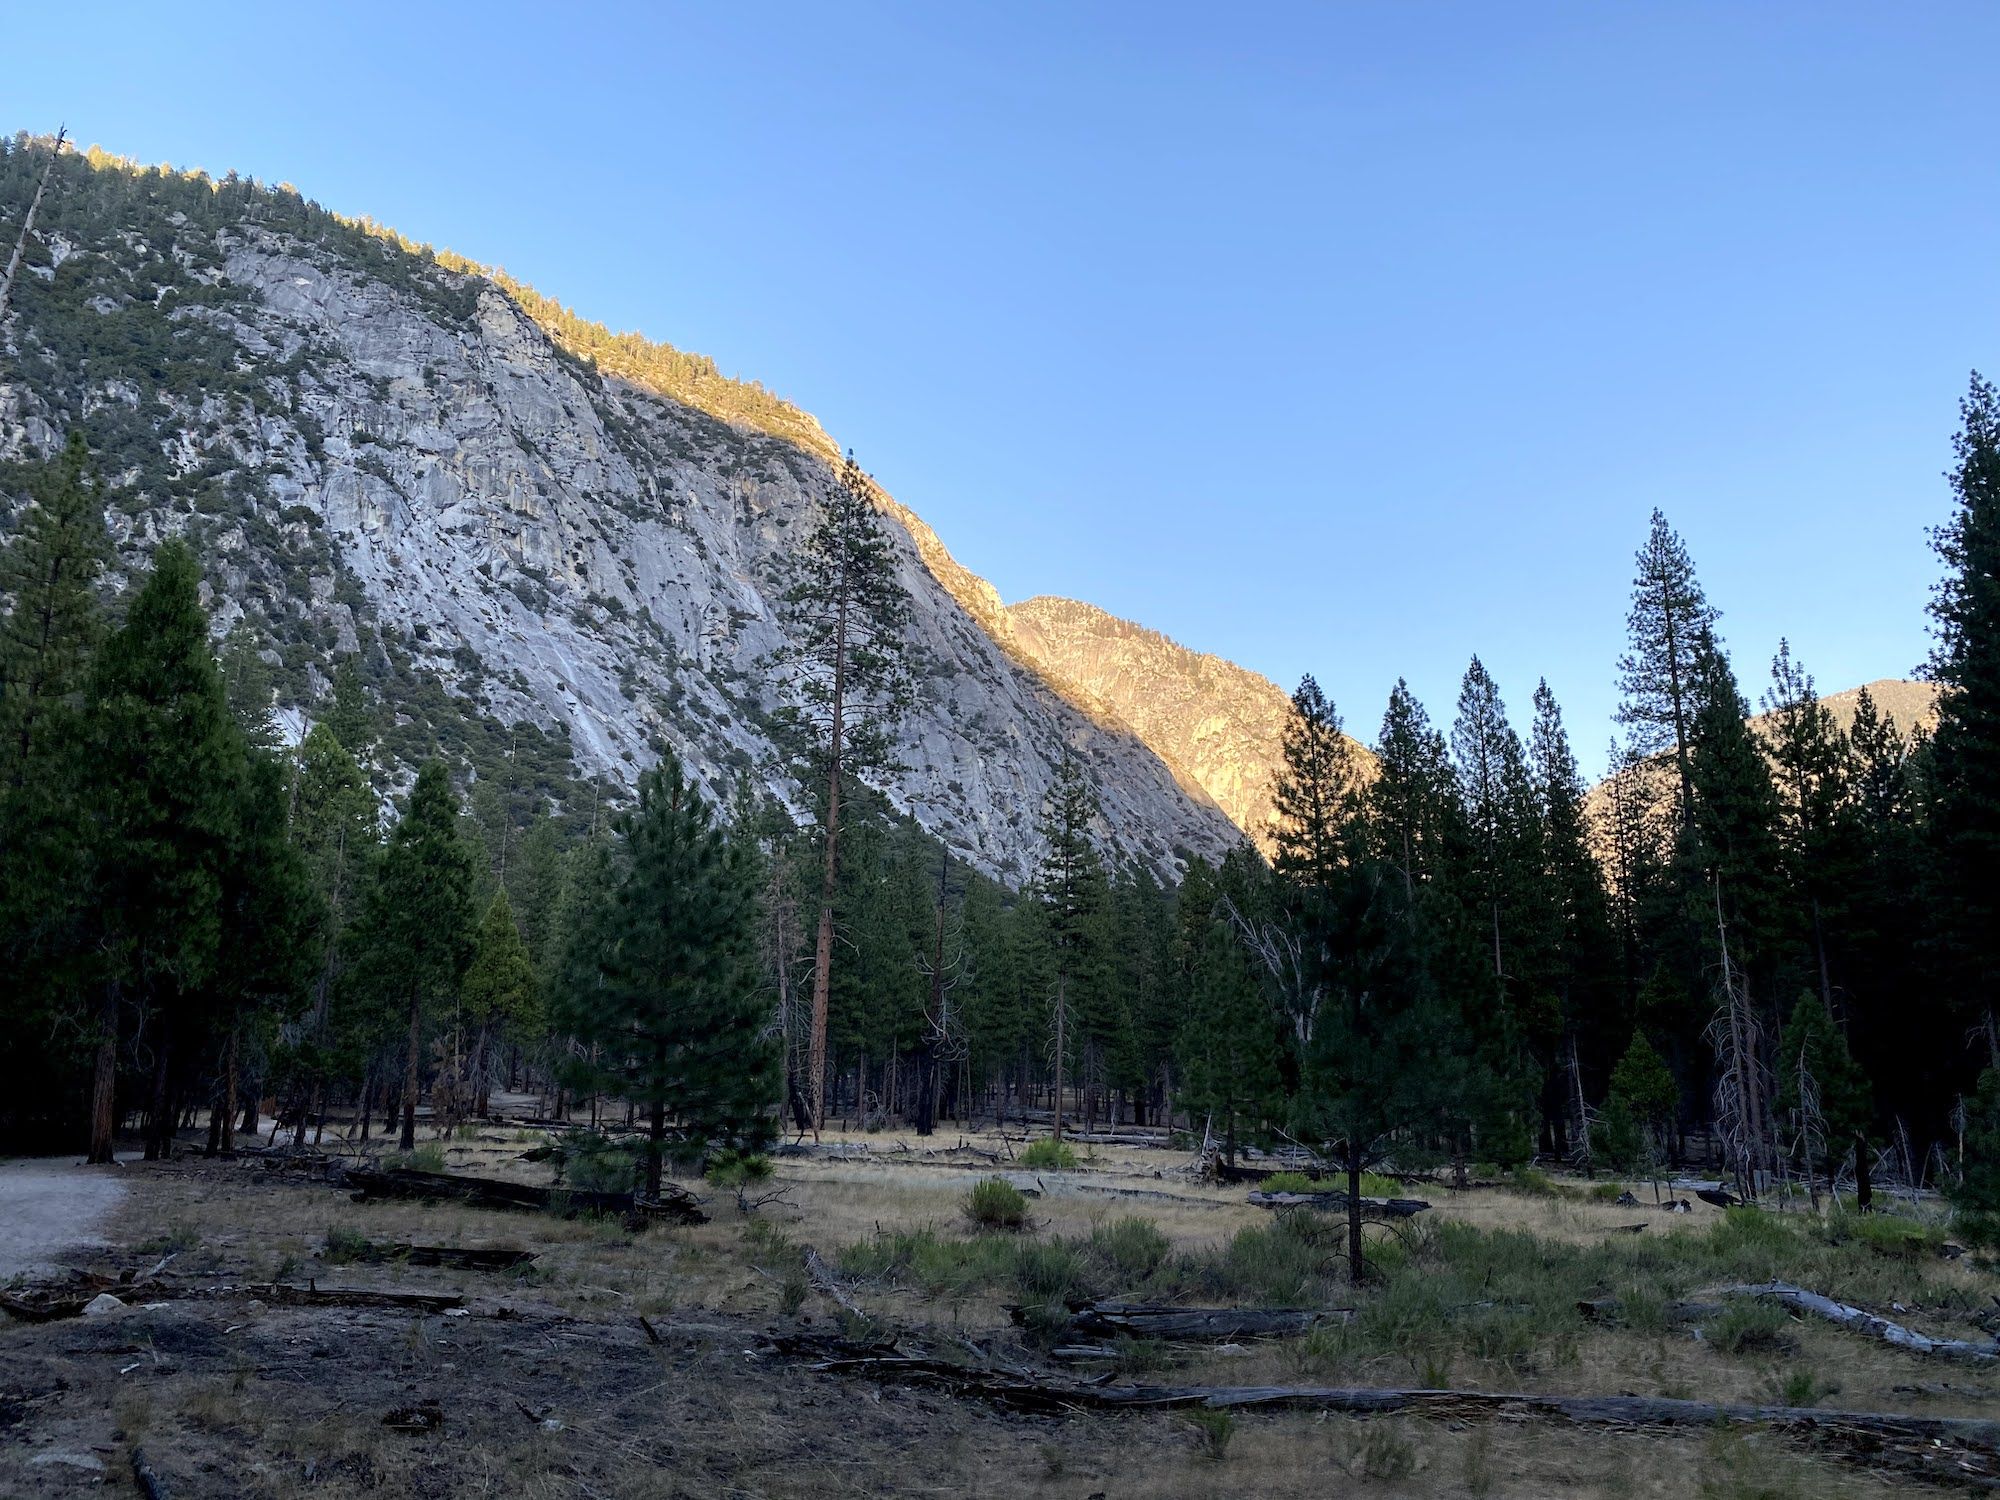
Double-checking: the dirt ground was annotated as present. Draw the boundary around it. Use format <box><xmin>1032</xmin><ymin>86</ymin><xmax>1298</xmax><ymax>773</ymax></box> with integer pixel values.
<box><xmin>0</xmin><ymin>1121</ymin><xmax>1988</xmax><ymax>1498</ymax></box>
<box><xmin>0</xmin><ymin>1157</ymin><xmax>126</xmax><ymax>1282</ymax></box>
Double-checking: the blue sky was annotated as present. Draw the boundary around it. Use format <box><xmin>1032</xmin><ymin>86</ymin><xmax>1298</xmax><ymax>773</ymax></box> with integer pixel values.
<box><xmin>12</xmin><ymin>3</ymin><xmax>1997</xmax><ymax>771</ymax></box>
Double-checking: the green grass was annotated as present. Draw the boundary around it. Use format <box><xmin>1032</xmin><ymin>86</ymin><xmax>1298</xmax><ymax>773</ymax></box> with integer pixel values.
<box><xmin>386</xmin><ymin>1142</ymin><xmax>448</xmax><ymax>1173</ymax></box>
<box><xmin>1019</xmin><ymin>1139</ymin><xmax>1078</xmax><ymax>1171</ymax></box>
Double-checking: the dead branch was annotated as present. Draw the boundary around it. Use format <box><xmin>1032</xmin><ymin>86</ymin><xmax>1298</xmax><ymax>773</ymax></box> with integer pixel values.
<box><xmin>1042</xmin><ymin>1300</ymin><xmax>1352</xmax><ymax>1341</ymax></box>
<box><xmin>802</xmin><ymin>1244</ymin><xmax>866</xmax><ymax>1319</ymax></box>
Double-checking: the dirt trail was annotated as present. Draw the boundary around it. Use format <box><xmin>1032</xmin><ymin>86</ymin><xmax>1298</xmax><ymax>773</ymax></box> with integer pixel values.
<box><xmin>0</xmin><ymin>1156</ymin><xmax>126</xmax><ymax>1281</ymax></box>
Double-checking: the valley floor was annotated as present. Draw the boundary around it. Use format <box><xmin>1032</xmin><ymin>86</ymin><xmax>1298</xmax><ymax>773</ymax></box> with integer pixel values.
<box><xmin>1</xmin><ymin>1118</ymin><xmax>1993</xmax><ymax>1498</ymax></box>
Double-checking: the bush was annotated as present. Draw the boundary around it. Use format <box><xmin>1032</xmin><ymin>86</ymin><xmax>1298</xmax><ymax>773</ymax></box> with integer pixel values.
<box><xmin>966</xmin><ymin>1178</ymin><xmax>1030</xmax><ymax>1231</ymax></box>
<box><xmin>322</xmin><ymin>1225</ymin><xmax>373</xmax><ymax>1264</ymax></box>
<box><xmin>1184</xmin><ymin>1408</ymin><xmax>1235</xmax><ymax>1460</ymax></box>
<box><xmin>387</xmin><ymin>1142</ymin><xmax>447</xmax><ymax>1173</ymax></box>
<box><xmin>563</xmin><ymin>1134</ymin><xmax>641</xmax><ymax>1194</ymax></box>
<box><xmin>1706</xmin><ymin>1299</ymin><xmax>1797</xmax><ymax>1355</ymax></box>
<box><xmin>1089</xmin><ymin>1217</ymin><xmax>1170</xmax><ymax>1280</ymax></box>
<box><xmin>705</xmin><ymin>1148</ymin><xmax>773</xmax><ymax>1189</ymax></box>
<box><xmin>1020</xmin><ymin>1138</ymin><xmax>1078</xmax><ymax>1171</ymax></box>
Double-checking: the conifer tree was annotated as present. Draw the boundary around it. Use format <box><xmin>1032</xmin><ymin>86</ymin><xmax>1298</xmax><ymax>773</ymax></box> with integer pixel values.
<box><xmin>219</xmin><ymin>622</ymin><xmax>281</xmax><ymax>751</ymax></box>
<box><xmin>1616</xmin><ymin>510</ymin><xmax>1718</xmax><ymax>822</ymax></box>
<box><xmin>282</xmin><ymin>723</ymin><xmax>377</xmax><ymax>1143</ymax></box>
<box><xmin>1272</xmin><ymin>675</ymin><xmax>1358</xmax><ymax>891</ymax></box>
<box><xmin>0</xmin><ymin>428</ymin><xmax>107</xmax><ymax>778</ymax></box>
<box><xmin>1033</xmin><ymin>752</ymin><xmax>1107</xmax><ymax>1142</ymax></box>
<box><xmin>0</xmin><ymin>430</ymin><xmax>108</xmax><ymax>1144</ymax></box>
<box><xmin>462</xmin><ymin>890</ymin><xmax>536</xmax><ymax>1118</ymax></box>
<box><xmin>1759</xmin><ymin>640</ymin><xmax>1852</xmax><ymax>1010</ymax></box>
<box><xmin>359</xmin><ymin>760</ymin><xmax>475</xmax><ymax>1151</ymax></box>
<box><xmin>1529</xmin><ymin>681</ymin><xmax>1619</xmax><ymax>1142</ymax></box>
<box><xmin>1176</xmin><ymin>919</ymin><xmax>1280</xmax><ymax>1168</ymax></box>
<box><xmin>83</xmin><ymin>541</ymin><xmax>245</xmax><ymax>1162</ymax></box>
<box><xmin>773</xmin><ymin>452</ymin><xmax>912</xmax><ymax>1132</ymax></box>
<box><xmin>561</xmin><ymin>755</ymin><xmax>777</xmax><ymax>1194</ymax></box>
<box><xmin>1775</xmin><ymin>990</ymin><xmax>1870</xmax><ymax>1203</ymax></box>
<box><xmin>1367</xmin><ymin>680</ymin><xmax>1463</xmax><ymax>901</ymax></box>
<box><xmin>1926</xmin><ymin>373</ymin><xmax>2000</xmax><ymax>1062</ymax></box>
<box><xmin>1600</xmin><ymin>1030</ymin><xmax>1678</xmax><ymax>1171</ymax></box>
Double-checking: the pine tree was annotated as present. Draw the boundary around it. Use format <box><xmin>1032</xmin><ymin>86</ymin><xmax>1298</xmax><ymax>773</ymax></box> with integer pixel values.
<box><xmin>1595</xmin><ymin>1030</ymin><xmax>1678</xmax><ymax>1174</ymax></box>
<box><xmin>0</xmin><ymin>430</ymin><xmax>108</xmax><ymax>1146</ymax></box>
<box><xmin>1759</xmin><ymin>640</ymin><xmax>1852</xmax><ymax>1011</ymax></box>
<box><xmin>1926</xmin><ymin>373</ymin><xmax>2000</xmax><ymax>1062</ymax></box>
<box><xmin>1176</xmin><ymin>919</ymin><xmax>1281</xmax><ymax>1168</ymax></box>
<box><xmin>561</xmin><ymin>754</ymin><xmax>778</xmax><ymax>1194</ymax></box>
<box><xmin>359</xmin><ymin>760</ymin><xmax>475</xmax><ymax>1151</ymax></box>
<box><xmin>1687</xmin><ymin>643</ymin><xmax>1789</xmax><ymax>1196</ymax></box>
<box><xmin>1272</xmin><ymin>675</ymin><xmax>1358</xmax><ymax>890</ymax></box>
<box><xmin>324</xmin><ymin>657</ymin><xmax>375</xmax><ymax>760</ymax></box>
<box><xmin>1367</xmin><ymin>680</ymin><xmax>1463</xmax><ymax>901</ymax></box>
<box><xmin>219</xmin><ymin>622</ymin><xmax>281</xmax><ymax>751</ymax></box>
<box><xmin>462</xmin><ymin>891</ymin><xmax>536</xmax><ymax>1118</ymax></box>
<box><xmin>281</xmin><ymin>723</ymin><xmax>377</xmax><ymax>1144</ymax></box>
<box><xmin>1033</xmin><ymin>752</ymin><xmax>1108</xmax><ymax>1142</ymax></box>
<box><xmin>83</xmin><ymin>541</ymin><xmax>245</xmax><ymax>1162</ymax></box>
<box><xmin>1616</xmin><ymin>510</ymin><xmax>1719</xmax><ymax>822</ymax></box>
<box><xmin>1775</xmin><ymin>991</ymin><xmax>1871</xmax><ymax>1203</ymax></box>
<box><xmin>1529</xmin><ymin>681</ymin><xmax>1619</xmax><ymax>1145</ymax></box>
<box><xmin>0</xmin><ymin>428</ymin><xmax>107</xmax><ymax>778</ymax></box>
<box><xmin>773</xmin><ymin>451</ymin><xmax>912</xmax><ymax>1131</ymax></box>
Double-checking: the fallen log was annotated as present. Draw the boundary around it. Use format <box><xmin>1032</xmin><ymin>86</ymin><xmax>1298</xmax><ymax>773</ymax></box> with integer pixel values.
<box><xmin>802</xmin><ymin>1245</ymin><xmax>865</xmax><ymax>1319</ymax></box>
<box><xmin>343</xmin><ymin>1168</ymin><xmax>705</xmax><ymax>1225</ymax></box>
<box><xmin>1723</xmin><ymin>1281</ymin><xmax>2000</xmax><ymax>1362</ymax></box>
<box><xmin>1052</xmin><ymin>1300</ymin><xmax>1351</xmax><ymax>1341</ymax></box>
<box><xmin>223</xmin><ymin>1281</ymin><xmax>466</xmax><ymax>1313</ymax></box>
<box><xmin>782</xmin><ymin>1343</ymin><xmax>2000</xmax><ymax>1488</ymax></box>
<box><xmin>1247</xmin><ymin>1190</ymin><xmax>1431</xmax><ymax>1220</ymax></box>
<box><xmin>331</xmin><ymin>1242</ymin><xmax>536</xmax><ymax>1272</ymax></box>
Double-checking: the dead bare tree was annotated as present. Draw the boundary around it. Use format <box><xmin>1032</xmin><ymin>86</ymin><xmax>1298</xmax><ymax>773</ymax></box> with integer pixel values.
<box><xmin>0</xmin><ymin>127</ymin><xmax>67</xmax><ymax>334</ymax></box>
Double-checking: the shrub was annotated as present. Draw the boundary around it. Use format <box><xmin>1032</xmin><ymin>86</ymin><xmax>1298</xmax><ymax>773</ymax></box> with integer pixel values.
<box><xmin>1184</xmin><ymin>1408</ymin><xmax>1235</xmax><ymax>1460</ymax></box>
<box><xmin>1089</xmin><ymin>1217</ymin><xmax>1170</xmax><ymax>1280</ymax></box>
<box><xmin>322</xmin><ymin>1225</ymin><xmax>373</xmax><ymax>1264</ymax></box>
<box><xmin>705</xmin><ymin>1149</ymin><xmax>773</xmax><ymax>1189</ymax></box>
<box><xmin>1260</xmin><ymin>1169</ymin><xmax>1403</xmax><ymax>1197</ymax></box>
<box><xmin>387</xmin><ymin>1142</ymin><xmax>447</xmax><ymax>1173</ymax></box>
<box><xmin>563</xmin><ymin>1134</ymin><xmax>641</xmax><ymax>1194</ymax></box>
<box><xmin>1020</xmin><ymin>1139</ymin><xmax>1078</xmax><ymax>1171</ymax></box>
<box><xmin>1706</xmin><ymin>1299</ymin><xmax>1797</xmax><ymax>1355</ymax></box>
<box><xmin>965</xmin><ymin>1178</ymin><xmax>1030</xmax><ymax>1231</ymax></box>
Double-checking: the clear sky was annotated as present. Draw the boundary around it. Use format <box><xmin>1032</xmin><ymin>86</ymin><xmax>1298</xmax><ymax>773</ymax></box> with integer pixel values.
<box><xmin>11</xmin><ymin>3</ymin><xmax>1997</xmax><ymax>771</ymax></box>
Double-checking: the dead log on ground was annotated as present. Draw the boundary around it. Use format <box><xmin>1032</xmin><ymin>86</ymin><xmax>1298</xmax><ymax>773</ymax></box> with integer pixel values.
<box><xmin>776</xmin><ymin>1340</ymin><xmax>2000</xmax><ymax>1488</ymax></box>
<box><xmin>1247</xmin><ymin>1190</ymin><xmax>1431</xmax><ymax>1219</ymax></box>
<box><xmin>218</xmin><ymin>1281</ymin><xmax>466</xmax><ymax>1313</ymax></box>
<box><xmin>343</xmin><ymin>1167</ymin><xmax>705</xmax><ymax>1225</ymax></box>
<box><xmin>1723</xmin><ymin>1281</ymin><xmax>2000</xmax><ymax>1362</ymax></box>
<box><xmin>332</xmin><ymin>1242</ymin><xmax>536</xmax><ymax>1271</ymax></box>
<box><xmin>1048</xmin><ymin>1299</ymin><xmax>1352</xmax><ymax>1341</ymax></box>
<box><xmin>802</xmin><ymin>1245</ymin><xmax>865</xmax><ymax>1319</ymax></box>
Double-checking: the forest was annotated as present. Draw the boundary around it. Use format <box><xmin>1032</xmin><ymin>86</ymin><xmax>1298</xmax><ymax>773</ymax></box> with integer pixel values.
<box><xmin>2</xmin><ymin>358</ymin><xmax>1998</xmax><ymax>1247</ymax></box>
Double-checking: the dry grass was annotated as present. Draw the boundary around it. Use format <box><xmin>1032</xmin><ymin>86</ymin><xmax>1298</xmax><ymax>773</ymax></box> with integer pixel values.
<box><xmin>0</xmin><ymin>1119</ymin><xmax>1986</xmax><ymax>1497</ymax></box>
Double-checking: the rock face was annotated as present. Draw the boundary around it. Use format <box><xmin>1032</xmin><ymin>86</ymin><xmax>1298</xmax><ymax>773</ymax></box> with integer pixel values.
<box><xmin>1006</xmin><ymin>596</ymin><xmax>1306</xmax><ymax>855</ymax></box>
<box><xmin>0</xmin><ymin>145</ymin><xmax>1241</xmax><ymax>885</ymax></box>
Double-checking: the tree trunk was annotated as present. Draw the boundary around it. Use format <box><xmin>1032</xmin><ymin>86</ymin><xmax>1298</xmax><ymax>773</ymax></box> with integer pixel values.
<box><xmin>400</xmin><ymin>983</ymin><xmax>421</xmax><ymax>1152</ymax></box>
<box><xmin>1051</xmin><ymin>970</ymin><xmax>1068</xmax><ymax>1144</ymax></box>
<box><xmin>808</xmin><ymin>593</ymin><xmax>851</xmax><ymax>1137</ymax></box>
<box><xmin>1347</xmin><ymin>1139</ymin><xmax>1365</xmax><ymax>1285</ymax></box>
<box><xmin>86</xmin><ymin>985</ymin><xmax>118</xmax><ymax>1164</ymax></box>
<box><xmin>1854</xmin><ymin>1129</ymin><xmax>1873</xmax><ymax>1213</ymax></box>
<box><xmin>647</xmin><ymin>1047</ymin><xmax>667</xmax><ymax>1201</ymax></box>
<box><xmin>145</xmin><ymin>1022</ymin><xmax>175</xmax><ymax>1162</ymax></box>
